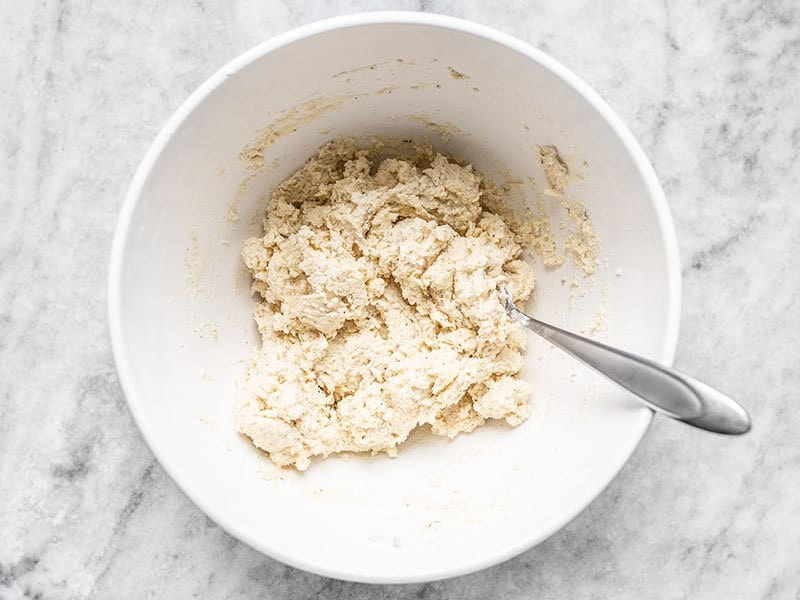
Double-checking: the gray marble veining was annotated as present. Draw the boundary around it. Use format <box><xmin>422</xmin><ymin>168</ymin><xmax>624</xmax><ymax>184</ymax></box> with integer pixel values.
<box><xmin>1</xmin><ymin>1</ymin><xmax>799</xmax><ymax>598</ymax></box>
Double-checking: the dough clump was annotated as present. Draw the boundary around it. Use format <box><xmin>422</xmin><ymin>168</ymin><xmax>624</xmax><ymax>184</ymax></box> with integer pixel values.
<box><xmin>239</xmin><ymin>139</ymin><xmax>535</xmax><ymax>470</ymax></box>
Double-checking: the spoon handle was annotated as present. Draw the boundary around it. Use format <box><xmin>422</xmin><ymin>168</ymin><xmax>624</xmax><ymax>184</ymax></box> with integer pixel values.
<box><xmin>504</xmin><ymin>299</ymin><xmax>751</xmax><ymax>435</ymax></box>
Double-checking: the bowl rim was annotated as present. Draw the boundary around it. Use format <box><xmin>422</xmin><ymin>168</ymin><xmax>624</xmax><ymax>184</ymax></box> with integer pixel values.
<box><xmin>108</xmin><ymin>11</ymin><xmax>682</xmax><ymax>584</ymax></box>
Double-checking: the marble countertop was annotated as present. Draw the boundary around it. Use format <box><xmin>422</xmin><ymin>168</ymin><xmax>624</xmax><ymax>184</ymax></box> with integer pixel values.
<box><xmin>2</xmin><ymin>1</ymin><xmax>798</xmax><ymax>598</ymax></box>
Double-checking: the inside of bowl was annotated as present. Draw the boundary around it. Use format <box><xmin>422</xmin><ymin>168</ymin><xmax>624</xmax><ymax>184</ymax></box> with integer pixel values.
<box><xmin>114</xmin><ymin>18</ymin><xmax>677</xmax><ymax>582</ymax></box>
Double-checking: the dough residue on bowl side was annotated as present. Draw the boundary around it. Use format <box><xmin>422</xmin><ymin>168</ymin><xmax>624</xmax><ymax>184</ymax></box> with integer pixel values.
<box><xmin>538</xmin><ymin>145</ymin><xmax>599</xmax><ymax>274</ymax></box>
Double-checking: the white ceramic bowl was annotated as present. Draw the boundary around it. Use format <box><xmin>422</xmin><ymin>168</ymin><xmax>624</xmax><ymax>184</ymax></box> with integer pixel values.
<box><xmin>109</xmin><ymin>12</ymin><xmax>680</xmax><ymax>583</ymax></box>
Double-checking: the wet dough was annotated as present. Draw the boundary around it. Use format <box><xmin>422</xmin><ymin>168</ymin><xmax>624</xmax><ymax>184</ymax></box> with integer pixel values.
<box><xmin>239</xmin><ymin>139</ymin><xmax>535</xmax><ymax>470</ymax></box>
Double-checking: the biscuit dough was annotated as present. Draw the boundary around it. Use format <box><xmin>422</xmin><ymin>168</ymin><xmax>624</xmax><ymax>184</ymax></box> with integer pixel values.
<box><xmin>239</xmin><ymin>139</ymin><xmax>536</xmax><ymax>470</ymax></box>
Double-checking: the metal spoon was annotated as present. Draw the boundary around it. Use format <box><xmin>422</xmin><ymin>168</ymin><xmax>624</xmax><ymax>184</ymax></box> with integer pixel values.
<box><xmin>500</xmin><ymin>288</ymin><xmax>751</xmax><ymax>434</ymax></box>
